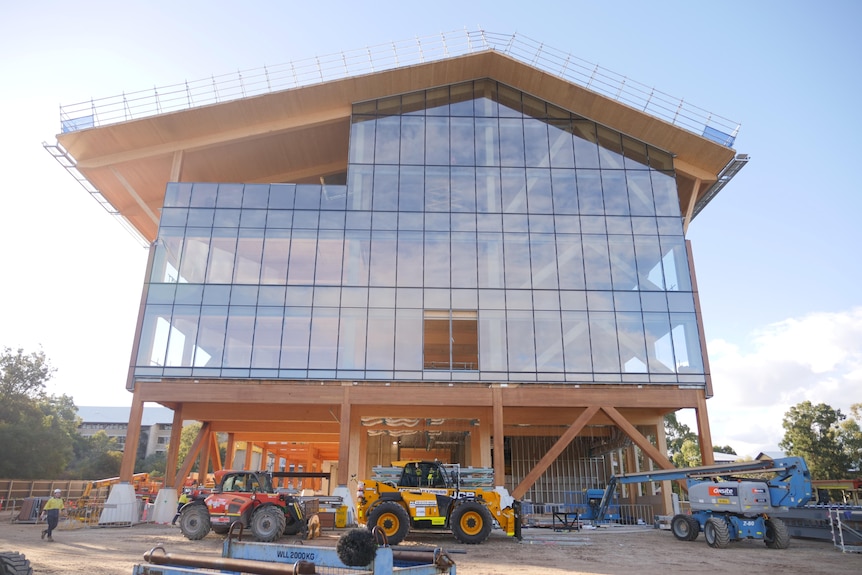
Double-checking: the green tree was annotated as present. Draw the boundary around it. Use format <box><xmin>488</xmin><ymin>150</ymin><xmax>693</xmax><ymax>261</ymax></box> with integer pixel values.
<box><xmin>673</xmin><ymin>438</ymin><xmax>702</xmax><ymax>468</ymax></box>
<box><xmin>714</xmin><ymin>445</ymin><xmax>737</xmax><ymax>455</ymax></box>
<box><xmin>0</xmin><ymin>347</ymin><xmax>79</xmax><ymax>478</ymax></box>
<box><xmin>177</xmin><ymin>422</ymin><xmax>202</xmax><ymax>471</ymax></box>
<box><xmin>664</xmin><ymin>413</ymin><xmax>696</xmax><ymax>458</ymax></box>
<box><xmin>779</xmin><ymin>401</ymin><xmax>852</xmax><ymax>480</ymax></box>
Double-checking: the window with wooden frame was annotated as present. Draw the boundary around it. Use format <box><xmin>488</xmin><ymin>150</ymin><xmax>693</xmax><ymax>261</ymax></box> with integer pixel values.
<box><xmin>423</xmin><ymin>310</ymin><xmax>479</xmax><ymax>370</ymax></box>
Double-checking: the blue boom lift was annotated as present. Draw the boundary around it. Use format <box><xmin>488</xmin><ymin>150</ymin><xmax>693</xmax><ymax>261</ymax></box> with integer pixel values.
<box><xmin>594</xmin><ymin>456</ymin><xmax>813</xmax><ymax>549</ymax></box>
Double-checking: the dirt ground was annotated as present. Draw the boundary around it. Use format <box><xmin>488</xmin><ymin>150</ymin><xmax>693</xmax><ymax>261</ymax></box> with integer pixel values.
<box><xmin>1</xmin><ymin>516</ymin><xmax>860</xmax><ymax>575</ymax></box>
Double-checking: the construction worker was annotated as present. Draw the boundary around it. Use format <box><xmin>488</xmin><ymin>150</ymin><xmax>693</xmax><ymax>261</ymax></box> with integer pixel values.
<box><xmin>172</xmin><ymin>489</ymin><xmax>191</xmax><ymax>526</ymax></box>
<box><xmin>41</xmin><ymin>489</ymin><xmax>64</xmax><ymax>542</ymax></box>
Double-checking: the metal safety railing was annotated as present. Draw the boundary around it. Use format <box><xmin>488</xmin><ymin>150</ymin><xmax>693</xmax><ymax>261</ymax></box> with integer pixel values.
<box><xmin>58</xmin><ymin>29</ymin><xmax>739</xmax><ymax>147</ymax></box>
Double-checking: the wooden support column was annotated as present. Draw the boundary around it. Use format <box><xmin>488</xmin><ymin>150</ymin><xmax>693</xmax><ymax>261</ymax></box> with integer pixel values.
<box><xmin>173</xmin><ymin>422</ymin><xmax>210</xmax><ymax>488</ymax></box>
<box><xmin>119</xmin><ymin>392</ymin><xmax>145</xmax><ymax>482</ymax></box>
<box><xmin>683</xmin><ymin>177</ymin><xmax>701</xmax><ymax>235</ymax></box>
<box><xmin>601</xmin><ymin>407</ymin><xmax>675</xmax><ymax>471</ymax></box>
<box><xmin>492</xmin><ymin>386</ymin><xmax>505</xmax><ymax>485</ymax></box>
<box><xmin>226</xmin><ymin>433</ymin><xmax>236</xmax><ymax>469</ymax></box>
<box><xmin>337</xmin><ymin>387</ymin><xmax>352</xmax><ymax>486</ymax></box>
<box><xmin>512</xmin><ymin>405</ymin><xmax>599</xmax><ymax>500</ymax></box>
<box><xmin>209</xmin><ymin>431</ymin><xmax>222</xmax><ymax>471</ymax></box>
<box><xmin>653</xmin><ymin>416</ymin><xmax>673</xmax><ymax>514</ymax></box>
<box><xmin>164</xmin><ymin>406</ymin><xmax>184</xmax><ymax>490</ymax></box>
<box><xmin>695</xmin><ymin>393</ymin><xmax>715</xmax><ymax>465</ymax></box>
<box><xmin>198</xmin><ymin>426</ymin><xmax>212</xmax><ymax>484</ymax></box>
<box><xmin>244</xmin><ymin>442</ymin><xmax>254</xmax><ymax>469</ymax></box>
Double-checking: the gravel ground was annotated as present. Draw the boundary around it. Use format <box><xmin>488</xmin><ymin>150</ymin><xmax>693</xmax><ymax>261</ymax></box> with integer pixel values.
<box><xmin>1</xmin><ymin>516</ymin><xmax>860</xmax><ymax>575</ymax></box>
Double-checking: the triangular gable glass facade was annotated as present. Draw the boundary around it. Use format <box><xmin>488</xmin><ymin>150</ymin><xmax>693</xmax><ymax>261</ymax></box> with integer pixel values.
<box><xmin>137</xmin><ymin>79</ymin><xmax>705</xmax><ymax>387</ymax></box>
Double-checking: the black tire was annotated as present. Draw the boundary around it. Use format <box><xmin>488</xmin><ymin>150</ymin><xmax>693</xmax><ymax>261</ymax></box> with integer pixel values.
<box><xmin>179</xmin><ymin>504</ymin><xmax>211</xmax><ymax>540</ymax></box>
<box><xmin>671</xmin><ymin>514</ymin><xmax>698</xmax><ymax>541</ymax></box>
<box><xmin>251</xmin><ymin>505</ymin><xmax>287</xmax><ymax>542</ymax></box>
<box><xmin>684</xmin><ymin>515</ymin><xmax>700</xmax><ymax>541</ymax></box>
<box><xmin>450</xmin><ymin>500</ymin><xmax>493</xmax><ymax>544</ymax></box>
<box><xmin>283</xmin><ymin>504</ymin><xmax>305</xmax><ymax>536</ymax></box>
<box><xmin>212</xmin><ymin>526</ymin><xmax>230</xmax><ymax>535</ymax></box>
<box><xmin>0</xmin><ymin>552</ymin><xmax>33</xmax><ymax>575</ymax></box>
<box><xmin>367</xmin><ymin>501</ymin><xmax>410</xmax><ymax>545</ymax></box>
<box><xmin>704</xmin><ymin>517</ymin><xmax>730</xmax><ymax>549</ymax></box>
<box><xmin>764</xmin><ymin>517</ymin><xmax>790</xmax><ymax>549</ymax></box>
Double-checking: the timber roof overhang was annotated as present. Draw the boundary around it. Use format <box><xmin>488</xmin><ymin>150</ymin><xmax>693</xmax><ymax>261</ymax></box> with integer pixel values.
<box><xmin>55</xmin><ymin>49</ymin><xmax>740</xmax><ymax>242</ymax></box>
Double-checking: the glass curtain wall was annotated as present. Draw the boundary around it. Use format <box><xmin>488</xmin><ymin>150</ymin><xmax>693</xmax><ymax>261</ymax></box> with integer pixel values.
<box><xmin>135</xmin><ymin>79</ymin><xmax>704</xmax><ymax>386</ymax></box>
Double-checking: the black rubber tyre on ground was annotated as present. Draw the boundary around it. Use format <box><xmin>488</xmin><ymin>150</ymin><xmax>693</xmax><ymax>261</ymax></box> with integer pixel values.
<box><xmin>450</xmin><ymin>500</ymin><xmax>493</xmax><ymax>544</ymax></box>
<box><xmin>764</xmin><ymin>517</ymin><xmax>790</xmax><ymax>549</ymax></box>
<box><xmin>704</xmin><ymin>517</ymin><xmax>730</xmax><ymax>549</ymax></box>
<box><xmin>251</xmin><ymin>505</ymin><xmax>287</xmax><ymax>542</ymax></box>
<box><xmin>671</xmin><ymin>514</ymin><xmax>699</xmax><ymax>541</ymax></box>
<box><xmin>179</xmin><ymin>504</ymin><xmax>212</xmax><ymax>540</ymax></box>
<box><xmin>0</xmin><ymin>552</ymin><xmax>33</xmax><ymax>575</ymax></box>
<box><xmin>366</xmin><ymin>501</ymin><xmax>411</xmax><ymax>545</ymax></box>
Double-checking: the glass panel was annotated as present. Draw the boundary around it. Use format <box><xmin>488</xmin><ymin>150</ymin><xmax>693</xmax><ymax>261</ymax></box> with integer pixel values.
<box><xmin>252</xmin><ymin>307</ymin><xmax>283</xmax><ymax>369</ymax></box>
<box><xmin>425</xmin><ymin>166</ymin><xmax>449</xmax><ymax>212</ymax></box>
<box><xmin>643</xmin><ymin>312</ymin><xmax>675</xmax><ymax>373</ymax></box>
<box><xmin>346</xmin><ymin>164</ymin><xmax>374</xmax><ymax>210</ymax></box>
<box><xmin>195</xmin><ymin>306</ymin><xmax>227</xmax><ymax>368</ymax></box>
<box><xmin>424</xmin><ymin>231</ymin><xmax>450</xmax><ymax>288</ymax></box>
<box><xmin>450</xmin><ymin>167</ymin><xmax>476</xmax><ymax>213</ymax></box>
<box><xmin>534</xmin><ymin>310</ymin><xmax>564</xmax><ymax>371</ymax></box>
<box><xmin>308</xmin><ymin>307</ymin><xmax>339</xmax><ymax>368</ymax></box>
<box><xmin>601</xmin><ymin>170</ymin><xmax>629</xmax><ymax>215</ymax></box>
<box><xmin>216</xmin><ymin>183</ymin><xmax>243</xmax><ymax>208</ymax></box>
<box><xmin>295</xmin><ymin>186</ymin><xmax>322</xmax><ymax>210</ymax></box>
<box><xmin>571</xmin><ymin>121</ymin><xmax>600</xmax><ymax>168</ymax></box>
<box><xmin>547</xmin><ymin>120</ymin><xmax>575</xmax><ymax>168</ymax></box>
<box><xmin>582</xmin><ymin>234</ymin><xmax>612</xmax><ymax>290</ymax></box>
<box><xmin>372</xmin><ymin>164</ymin><xmax>398</xmax><ymax>211</ymax></box>
<box><xmin>230</xmin><ymin>285</ymin><xmax>258</xmax><ymax>306</ymax></box>
<box><xmin>634</xmin><ymin>235</ymin><xmax>665</xmax><ymax>291</ymax></box>
<box><xmin>287</xmin><ymin>229</ymin><xmax>317</xmax><ymax>285</ymax></box>
<box><xmin>190</xmin><ymin>182</ymin><xmax>218</xmax><ymax>207</ymax></box>
<box><xmin>425</xmin><ymin>116</ymin><xmax>450</xmax><ymax>165</ymax></box>
<box><xmin>622</xmin><ymin>136</ymin><xmax>649</xmax><ymax>169</ymax></box>
<box><xmin>394</xmin><ymin>308</ymin><xmax>423</xmax><ymax>370</ymax></box>
<box><xmin>449</xmin><ymin>82</ymin><xmax>476</xmax><ymax>115</ymax></box>
<box><xmin>661</xmin><ymin>236</ymin><xmax>692</xmax><ymax>292</ymax></box>
<box><xmin>369</xmin><ymin>230</ymin><xmax>397</xmax><ymax>286</ymax></box>
<box><xmin>530</xmin><ymin>233</ymin><xmax>558</xmax><ymax>290</ymax></box>
<box><xmin>152</xmin><ymin>227</ymin><xmax>184</xmax><ymax>283</ymax></box>
<box><xmin>523</xmin><ymin>119</ymin><xmax>550</xmax><ymax>167</ymax></box>
<box><xmin>589</xmin><ymin>311</ymin><xmax>620</xmax><ymax>373</ymax></box>
<box><xmin>315</xmin><ymin>230</ymin><xmax>344</xmax><ymax>286</ymax></box>
<box><xmin>451</xmin><ymin>231</ymin><xmax>478</xmax><ymax>289</ymax></box>
<box><xmin>450</xmin><ymin>117</ymin><xmax>475</xmax><ymax>166</ymax></box>
<box><xmin>396</xmin><ymin>230</ymin><xmax>423</xmax><ymax>287</ymax></box>
<box><xmin>147</xmin><ymin>283</ymin><xmax>176</xmax><ymax>304</ymax></box>
<box><xmin>562</xmin><ymin>311</ymin><xmax>592</xmax><ymax>373</ymax></box>
<box><xmin>551</xmin><ymin>169</ymin><xmax>578</xmax><ymax>215</ymax></box>
<box><xmin>161</xmin><ymin>207</ymin><xmax>188</xmax><ymax>227</ymax></box>
<box><xmin>477</xmin><ymin>232</ymin><xmax>504</xmax><ymax>288</ymax></box>
<box><xmin>349</xmin><ymin>118</ymin><xmax>376</xmax><ymax>164</ymax></box>
<box><xmin>136</xmin><ymin>304</ymin><xmax>172</xmax><ymax>367</ymax></box>
<box><xmin>608</xmin><ymin>235</ymin><xmax>637</xmax><ymax>291</ymax></box>
<box><xmin>671</xmin><ymin>313</ymin><xmax>704</xmax><ymax>373</ymax></box>
<box><xmin>233</xmin><ymin>229</ymin><xmax>264</xmax><ymax>284</ymax></box>
<box><xmin>476</xmin><ymin>167</ymin><xmax>501</xmax><ymax>213</ymax></box>
<box><xmin>281</xmin><ymin>307</ymin><xmax>311</xmax><ymax>369</ymax></box>
<box><xmin>258</xmin><ymin>285</ymin><xmax>285</xmax><ymax>306</ymax></box>
<box><xmin>507</xmin><ymin>310</ymin><xmax>536</xmax><ymax>372</ymax></box>
<box><xmin>556</xmin><ymin>234</ymin><xmax>586</xmax><ymax>290</ymax></box>
<box><xmin>164</xmin><ymin>182</ymin><xmax>192</xmax><ymax>207</ymax></box>
<box><xmin>617</xmin><ymin>311</ymin><xmax>647</xmax><ymax>373</ymax></box>
<box><xmin>526</xmin><ymin>168</ymin><xmax>553</xmax><ymax>214</ymax></box>
<box><xmin>503</xmin><ymin>232</ymin><xmax>531</xmax><ymax>289</ymax></box>
<box><xmin>374</xmin><ymin>116</ymin><xmax>401</xmax><ymax>164</ymax></box>
<box><xmin>224</xmin><ymin>306</ymin><xmax>255</xmax><ymax>367</ymax></box>
<box><xmin>652</xmin><ymin>171</ymin><xmax>679</xmax><ymax>217</ymax></box>
<box><xmin>213</xmin><ymin>208</ymin><xmax>240</xmax><ymax>228</ymax></box>
<box><xmin>398</xmin><ymin>165</ymin><xmax>424</xmax><ymax>211</ymax></box>
<box><xmin>597</xmin><ymin>125</ymin><xmax>624</xmax><ymax>169</ymax></box>
<box><xmin>337</xmin><ymin>307</ymin><xmax>367</xmax><ymax>369</ymax></box>
<box><xmin>576</xmin><ymin>169</ymin><xmax>603</xmax><ymax>215</ymax></box>
<box><xmin>474</xmin><ymin>117</ymin><xmax>500</xmax><ymax>166</ymax></box>
<box><xmin>206</xmin><ymin>228</ymin><xmax>238</xmax><ymax>283</ymax></box>
<box><xmin>400</xmin><ymin>116</ymin><xmax>425</xmax><ymax>165</ymax></box>
<box><xmin>627</xmin><ymin>171</ymin><xmax>655</xmax><ymax>216</ymax></box>
<box><xmin>186</xmin><ymin>208</ymin><xmax>213</xmax><ymax>227</ymax></box>
<box><xmin>342</xmin><ymin>229</ymin><xmax>370</xmax><ymax>286</ymax></box>
<box><xmin>451</xmin><ymin>314</ymin><xmax>479</xmax><ymax>370</ymax></box>
<box><xmin>501</xmin><ymin>168</ymin><xmax>527</xmax><ymax>214</ymax></box>
<box><xmin>242</xmin><ymin>184</ymin><xmax>270</xmax><ymax>208</ymax></box>
<box><xmin>269</xmin><ymin>184</ymin><xmax>296</xmax><ymax>209</ymax></box>
<box><xmin>479</xmin><ymin>309</ymin><xmax>507</xmax><ymax>371</ymax></box>
<box><xmin>366</xmin><ymin>308</ymin><xmax>394</xmax><ymax>369</ymax></box>
<box><xmin>499</xmin><ymin>118</ymin><xmax>525</xmax><ymax>167</ymax></box>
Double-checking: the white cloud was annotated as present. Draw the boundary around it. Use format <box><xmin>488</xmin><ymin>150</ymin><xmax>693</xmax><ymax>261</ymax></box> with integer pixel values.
<box><xmin>695</xmin><ymin>307</ymin><xmax>862</xmax><ymax>457</ymax></box>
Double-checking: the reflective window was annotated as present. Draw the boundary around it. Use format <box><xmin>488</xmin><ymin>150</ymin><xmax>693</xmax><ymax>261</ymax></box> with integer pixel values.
<box><xmin>136</xmin><ymin>80</ymin><xmax>704</xmax><ymax>387</ymax></box>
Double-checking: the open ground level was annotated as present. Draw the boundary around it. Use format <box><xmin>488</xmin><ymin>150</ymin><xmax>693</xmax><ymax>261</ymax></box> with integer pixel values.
<box><xmin>0</xmin><ymin>514</ymin><xmax>860</xmax><ymax>575</ymax></box>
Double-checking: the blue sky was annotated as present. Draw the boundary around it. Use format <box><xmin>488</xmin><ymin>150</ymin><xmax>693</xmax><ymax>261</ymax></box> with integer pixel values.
<box><xmin>1</xmin><ymin>1</ymin><xmax>859</xmax><ymax>457</ymax></box>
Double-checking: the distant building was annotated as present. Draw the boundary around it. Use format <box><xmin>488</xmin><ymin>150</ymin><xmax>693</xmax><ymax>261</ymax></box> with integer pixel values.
<box><xmin>77</xmin><ymin>406</ymin><xmax>182</xmax><ymax>458</ymax></box>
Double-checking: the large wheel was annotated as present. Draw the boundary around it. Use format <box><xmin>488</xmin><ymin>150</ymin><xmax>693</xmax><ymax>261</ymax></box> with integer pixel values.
<box><xmin>367</xmin><ymin>501</ymin><xmax>410</xmax><ymax>545</ymax></box>
<box><xmin>764</xmin><ymin>517</ymin><xmax>790</xmax><ymax>549</ymax></box>
<box><xmin>0</xmin><ymin>552</ymin><xmax>33</xmax><ymax>575</ymax></box>
<box><xmin>450</xmin><ymin>500</ymin><xmax>493</xmax><ymax>544</ymax></box>
<box><xmin>251</xmin><ymin>505</ymin><xmax>287</xmax><ymax>542</ymax></box>
<box><xmin>671</xmin><ymin>514</ymin><xmax>699</xmax><ymax>541</ymax></box>
<box><xmin>704</xmin><ymin>517</ymin><xmax>730</xmax><ymax>549</ymax></box>
<box><xmin>179</xmin><ymin>504</ymin><xmax>211</xmax><ymax>540</ymax></box>
<box><xmin>212</xmin><ymin>526</ymin><xmax>230</xmax><ymax>535</ymax></box>
<box><xmin>684</xmin><ymin>515</ymin><xmax>701</xmax><ymax>541</ymax></box>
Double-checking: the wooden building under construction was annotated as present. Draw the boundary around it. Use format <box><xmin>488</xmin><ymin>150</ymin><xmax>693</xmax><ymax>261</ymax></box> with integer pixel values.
<box><xmin>47</xmin><ymin>31</ymin><xmax>747</xmax><ymax>514</ymax></box>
